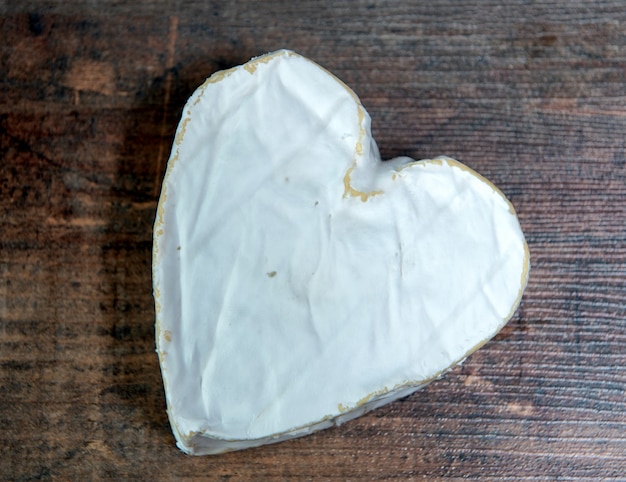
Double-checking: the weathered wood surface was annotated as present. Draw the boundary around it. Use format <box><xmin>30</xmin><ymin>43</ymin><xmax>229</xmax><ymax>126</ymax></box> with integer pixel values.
<box><xmin>1</xmin><ymin>1</ymin><xmax>625</xmax><ymax>479</ymax></box>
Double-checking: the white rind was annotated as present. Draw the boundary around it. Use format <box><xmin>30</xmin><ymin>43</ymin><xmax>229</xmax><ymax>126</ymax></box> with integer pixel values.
<box><xmin>153</xmin><ymin>50</ymin><xmax>530</xmax><ymax>455</ymax></box>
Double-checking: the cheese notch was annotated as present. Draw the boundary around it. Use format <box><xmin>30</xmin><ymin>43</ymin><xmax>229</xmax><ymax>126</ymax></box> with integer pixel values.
<box><xmin>153</xmin><ymin>50</ymin><xmax>529</xmax><ymax>455</ymax></box>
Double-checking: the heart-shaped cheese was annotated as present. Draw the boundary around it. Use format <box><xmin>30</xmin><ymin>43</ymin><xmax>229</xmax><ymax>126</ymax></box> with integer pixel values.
<box><xmin>153</xmin><ymin>50</ymin><xmax>529</xmax><ymax>455</ymax></box>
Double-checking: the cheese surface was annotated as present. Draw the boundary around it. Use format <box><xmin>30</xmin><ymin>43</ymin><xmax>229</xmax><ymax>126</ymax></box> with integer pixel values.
<box><xmin>153</xmin><ymin>50</ymin><xmax>529</xmax><ymax>455</ymax></box>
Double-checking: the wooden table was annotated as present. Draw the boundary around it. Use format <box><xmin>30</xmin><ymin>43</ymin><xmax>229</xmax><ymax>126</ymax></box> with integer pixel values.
<box><xmin>2</xmin><ymin>1</ymin><xmax>625</xmax><ymax>479</ymax></box>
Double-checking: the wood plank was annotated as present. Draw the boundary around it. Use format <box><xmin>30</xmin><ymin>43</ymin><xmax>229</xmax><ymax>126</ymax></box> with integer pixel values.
<box><xmin>1</xmin><ymin>1</ymin><xmax>625</xmax><ymax>479</ymax></box>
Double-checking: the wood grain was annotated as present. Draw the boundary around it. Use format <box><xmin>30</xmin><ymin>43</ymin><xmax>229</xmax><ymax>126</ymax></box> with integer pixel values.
<box><xmin>1</xmin><ymin>1</ymin><xmax>625</xmax><ymax>479</ymax></box>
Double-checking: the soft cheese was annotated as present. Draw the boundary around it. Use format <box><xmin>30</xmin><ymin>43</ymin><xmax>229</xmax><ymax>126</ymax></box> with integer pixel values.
<box><xmin>153</xmin><ymin>50</ymin><xmax>530</xmax><ymax>455</ymax></box>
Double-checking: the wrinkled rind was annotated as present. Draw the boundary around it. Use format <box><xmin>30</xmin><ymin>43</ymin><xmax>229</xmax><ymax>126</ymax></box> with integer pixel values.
<box><xmin>153</xmin><ymin>50</ymin><xmax>530</xmax><ymax>455</ymax></box>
